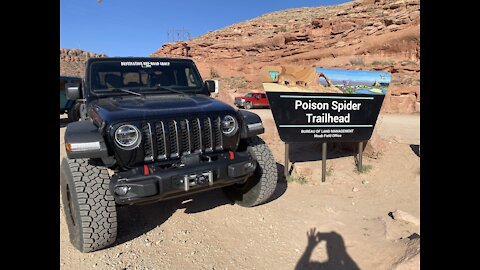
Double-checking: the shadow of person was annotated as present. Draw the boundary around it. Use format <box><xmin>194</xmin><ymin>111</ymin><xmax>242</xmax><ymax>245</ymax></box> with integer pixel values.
<box><xmin>295</xmin><ymin>228</ymin><xmax>361</xmax><ymax>270</ymax></box>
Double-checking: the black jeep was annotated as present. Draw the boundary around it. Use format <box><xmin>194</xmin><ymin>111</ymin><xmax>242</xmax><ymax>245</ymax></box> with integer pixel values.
<box><xmin>60</xmin><ymin>57</ymin><xmax>278</xmax><ymax>252</ymax></box>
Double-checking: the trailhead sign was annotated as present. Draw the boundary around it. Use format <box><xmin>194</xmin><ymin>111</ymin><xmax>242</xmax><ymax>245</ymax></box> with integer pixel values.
<box><xmin>260</xmin><ymin>66</ymin><xmax>391</xmax><ymax>143</ymax></box>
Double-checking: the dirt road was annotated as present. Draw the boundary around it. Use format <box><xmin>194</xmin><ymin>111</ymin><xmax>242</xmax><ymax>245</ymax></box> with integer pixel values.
<box><xmin>376</xmin><ymin>113</ymin><xmax>420</xmax><ymax>145</ymax></box>
<box><xmin>60</xmin><ymin>112</ymin><xmax>420</xmax><ymax>270</ymax></box>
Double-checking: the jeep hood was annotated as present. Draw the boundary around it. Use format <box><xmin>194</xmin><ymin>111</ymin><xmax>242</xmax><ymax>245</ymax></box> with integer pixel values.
<box><xmin>90</xmin><ymin>94</ymin><xmax>236</xmax><ymax>124</ymax></box>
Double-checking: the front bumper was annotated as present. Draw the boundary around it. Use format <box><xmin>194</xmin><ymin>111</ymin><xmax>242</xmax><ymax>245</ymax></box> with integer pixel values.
<box><xmin>110</xmin><ymin>151</ymin><xmax>256</xmax><ymax>205</ymax></box>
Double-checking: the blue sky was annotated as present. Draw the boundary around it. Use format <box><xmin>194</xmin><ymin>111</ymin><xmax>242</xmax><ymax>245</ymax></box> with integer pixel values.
<box><xmin>60</xmin><ymin>0</ymin><xmax>350</xmax><ymax>56</ymax></box>
<box><xmin>316</xmin><ymin>68</ymin><xmax>391</xmax><ymax>84</ymax></box>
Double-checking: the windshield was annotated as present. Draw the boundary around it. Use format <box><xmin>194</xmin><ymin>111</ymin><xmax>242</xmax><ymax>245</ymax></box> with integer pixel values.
<box><xmin>90</xmin><ymin>60</ymin><xmax>203</xmax><ymax>94</ymax></box>
<box><xmin>245</xmin><ymin>93</ymin><xmax>253</xmax><ymax>98</ymax></box>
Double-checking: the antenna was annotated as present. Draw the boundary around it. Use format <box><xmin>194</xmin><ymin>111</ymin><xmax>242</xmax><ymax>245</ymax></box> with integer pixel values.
<box><xmin>166</xmin><ymin>28</ymin><xmax>191</xmax><ymax>42</ymax></box>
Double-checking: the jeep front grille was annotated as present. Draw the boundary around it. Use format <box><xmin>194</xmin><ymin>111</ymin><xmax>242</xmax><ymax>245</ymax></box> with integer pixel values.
<box><xmin>155</xmin><ymin>122</ymin><xmax>167</xmax><ymax>160</ymax></box>
<box><xmin>142</xmin><ymin>123</ymin><xmax>154</xmax><ymax>162</ymax></box>
<box><xmin>203</xmin><ymin>118</ymin><xmax>213</xmax><ymax>152</ymax></box>
<box><xmin>168</xmin><ymin>120</ymin><xmax>179</xmax><ymax>158</ymax></box>
<box><xmin>192</xmin><ymin>118</ymin><xmax>202</xmax><ymax>153</ymax></box>
<box><xmin>213</xmin><ymin>116</ymin><xmax>223</xmax><ymax>151</ymax></box>
<box><xmin>142</xmin><ymin>116</ymin><xmax>227</xmax><ymax>162</ymax></box>
<box><xmin>179</xmin><ymin>119</ymin><xmax>191</xmax><ymax>155</ymax></box>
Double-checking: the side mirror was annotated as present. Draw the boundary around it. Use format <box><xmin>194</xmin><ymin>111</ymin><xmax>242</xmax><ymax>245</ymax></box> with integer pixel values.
<box><xmin>65</xmin><ymin>83</ymin><xmax>80</xmax><ymax>100</ymax></box>
<box><xmin>204</xmin><ymin>80</ymin><xmax>216</xmax><ymax>93</ymax></box>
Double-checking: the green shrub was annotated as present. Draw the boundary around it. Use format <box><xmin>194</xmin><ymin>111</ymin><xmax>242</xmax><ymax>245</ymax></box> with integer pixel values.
<box><xmin>350</xmin><ymin>57</ymin><xmax>365</xmax><ymax>66</ymax></box>
<box><xmin>355</xmin><ymin>164</ymin><xmax>373</xmax><ymax>174</ymax></box>
<box><xmin>326</xmin><ymin>166</ymin><xmax>333</xmax><ymax>176</ymax></box>
<box><xmin>226</xmin><ymin>76</ymin><xmax>247</xmax><ymax>89</ymax></box>
<box><xmin>210</xmin><ymin>67</ymin><xmax>219</xmax><ymax>78</ymax></box>
<box><xmin>371</xmin><ymin>60</ymin><xmax>395</xmax><ymax>65</ymax></box>
<box><xmin>400</xmin><ymin>60</ymin><xmax>419</xmax><ymax>66</ymax></box>
<box><xmin>287</xmin><ymin>175</ymin><xmax>307</xmax><ymax>184</ymax></box>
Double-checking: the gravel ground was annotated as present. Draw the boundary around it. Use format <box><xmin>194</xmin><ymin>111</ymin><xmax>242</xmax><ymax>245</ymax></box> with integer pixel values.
<box><xmin>59</xmin><ymin>112</ymin><xmax>420</xmax><ymax>270</ymax></box>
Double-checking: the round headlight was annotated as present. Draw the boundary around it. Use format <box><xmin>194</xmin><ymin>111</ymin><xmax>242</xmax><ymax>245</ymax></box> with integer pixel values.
<box><xmin>221</xmin><ymin>115</ymin><xmax>238</xmax><ymax>136</ymax></box>
<box><xmin>114</xmin><ymin>124</ymin><xmax>141</xmax><ymax>150</ymax></box>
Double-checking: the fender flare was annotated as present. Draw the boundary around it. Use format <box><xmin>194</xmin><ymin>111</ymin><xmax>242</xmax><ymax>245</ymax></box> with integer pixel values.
<box><xmin>64</xmin><ymin>120</ymin><xmax>109</xmax><ymax>159</ymax></box>
<box><xmin>237</xmin><ymin>110</ymin><xmax>265</xmax><ymax>139</ymax></box>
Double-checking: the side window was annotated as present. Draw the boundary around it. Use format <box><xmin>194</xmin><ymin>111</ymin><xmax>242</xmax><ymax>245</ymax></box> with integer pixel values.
<box><xmin>261</xmin><ymin>94</ymin><xmax>266</xmax><ymax>98</ymax></box>
<box><xmin>185</xmin><ymin>68</ymin><xmax>197</xmax><ymax>87</ymax></box>
<box><xmin>173</xmin><ymin>69</ymin><xmax>179</xmax><ymax>85</ymax></box>
<box><xmin>174</xmin><ymin>68</ymin><xmax>188</xmax><ymax>86</ymax></box>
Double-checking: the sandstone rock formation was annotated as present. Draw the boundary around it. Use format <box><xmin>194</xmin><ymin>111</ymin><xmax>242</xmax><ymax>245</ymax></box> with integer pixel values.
<box><xmin>391</xmin><ymin>238</ymin><xmax>420</xmax><ymax>270</ymax></box>
<box><xmin>151</xmin><ymin>0</ymin><xmax>420</xmax><ymax>113</ymax></box>
<box><xmin>60</xmin><ymin>48</ymin><xmax>107</xmax><ymax>77</ymax></box>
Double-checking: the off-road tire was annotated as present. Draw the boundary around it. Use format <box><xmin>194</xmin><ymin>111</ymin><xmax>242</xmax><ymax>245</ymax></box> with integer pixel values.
<box><xmin>68</xmin><ymin>102</ymin><xmax>81</xmax><ymax>122</ymax></box>
<box><xmin>244</xmin><ymin>102</ymin><xmax>252</xmax><ymax>110</ymax></box>
<box><xmin>60</xmin><ymin>158</ymin><xmax>117</xmax><ymax>253</ymax></box>
<box><xmin>223</xmin><ymin>136</ymin><xmax>277</xmax><ymax>207</ymax></box>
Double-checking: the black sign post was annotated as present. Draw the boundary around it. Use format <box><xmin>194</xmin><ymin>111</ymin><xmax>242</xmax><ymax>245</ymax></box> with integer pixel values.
<box><xmin>284</xmin><ymin>143</ymin><xmax>290</xmax><ymax>178</ymax></box>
